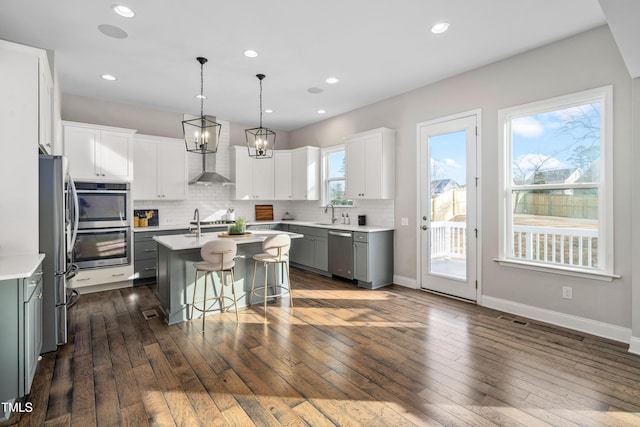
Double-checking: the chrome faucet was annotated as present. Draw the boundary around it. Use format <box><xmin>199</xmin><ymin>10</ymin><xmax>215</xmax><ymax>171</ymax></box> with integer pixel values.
<box><xmin>324</xmin><ymin>204</ymin><xmax>337</xmax><ymax>224</ymax></box>
<box><xmin>193</xmin><ymin>208</ymin><xmax>201</xmax><ymax>238</ymax></box>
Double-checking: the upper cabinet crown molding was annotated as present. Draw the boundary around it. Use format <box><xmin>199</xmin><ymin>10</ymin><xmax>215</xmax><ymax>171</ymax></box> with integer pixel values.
<box><xmin>345</xmin><ymin>127</ymin><xmax>395</xmax><ymax>200</ymax></box>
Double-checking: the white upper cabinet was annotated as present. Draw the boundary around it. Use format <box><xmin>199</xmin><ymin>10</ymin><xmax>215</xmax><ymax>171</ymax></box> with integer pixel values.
<box><xmin>38</xmin><ymin>57</ymin><xmax>53</xmax><ymax>154</ymax></box>
<box><xmin>274</xmin><ymin>150</ymin><xmax>292</xmax><ymax>200</ymax></box>
<box><xmin>0</xmin><ymin>40</ymin><xmax>53</xmax><ymax>256</ymax></box>
<box><xmin>345</xmin><ymin>128</ymin><xmax>395</xmax><ymax>200</ymax></box>
<box><xmin>231</xmin><ymin>146</ymin><xmax>275</xmax><ymax>200</ymax></box>
<box><xmin>63</xmin><ymin>121</ymin><xmax>135</xmax><ymax>181</ymax></box>
<box><xmin>232</xmin><ymin>146</ymin><xmax>320</xmax><ymax>201</ymax></box>
<box><xmin>292</xmin><ymin>146</ymin><xmax>320</xmax><ymax>200</ymax></box>
<box><xmin>133</xmin><ymin>134</ymin><xmax>187</xmax><ymax>200</ymax></box>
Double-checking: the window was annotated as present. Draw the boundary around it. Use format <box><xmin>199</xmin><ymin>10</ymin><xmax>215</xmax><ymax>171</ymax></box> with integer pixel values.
<box><xmin>322</xmin><ymin>145</ymin><xmax>353</xmax><ymax>206</ymax></box>
<box><xmin>498</xmin><ymin>86</ymin><xmax>614</xmax><ymax>278</ymax></box>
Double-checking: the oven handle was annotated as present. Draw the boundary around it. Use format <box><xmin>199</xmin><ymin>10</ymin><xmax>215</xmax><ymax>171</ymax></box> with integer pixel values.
<box><xmin>76</xmin><ymin>227</ymin><xmax>132</xmax><ymax>234</ymax></box>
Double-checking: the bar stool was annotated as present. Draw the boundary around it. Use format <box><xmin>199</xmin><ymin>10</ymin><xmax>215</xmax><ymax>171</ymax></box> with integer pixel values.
<box><xmin>249</xmin><ymin>234</ymin><xmax>292</xmax><ymax>317</ymax></box>
<box><xmin>191</xmin><ymin>239</ymin><xmax>238</xmax><ymax>332</ymax></box>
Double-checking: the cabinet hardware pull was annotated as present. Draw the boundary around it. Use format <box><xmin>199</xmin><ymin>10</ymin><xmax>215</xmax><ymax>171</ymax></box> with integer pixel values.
<box><xmin>76</xmin><ymin>277</ymin><xmax>91</xmax><ymax>281</ymax></box>
<box><xmin>144</xmin><ymin>249</ymin><xmax>157</xmax><ymax>252</ymax></box>
<box><xmin>112</xmin><ymin>273</ymin><xmax>125</xmax><ymax>277</ymax></box>
<box><xmin>144</xmin><ymin>267</ymin><xmax>157</xmax><ymax>271</ymax></box>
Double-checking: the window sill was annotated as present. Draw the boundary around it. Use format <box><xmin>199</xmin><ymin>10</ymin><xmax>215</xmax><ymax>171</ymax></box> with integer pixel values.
<box><xmin>493</xmin><ymin>258</ymin><xmax>620</xmax><ymax>282</ymax></box>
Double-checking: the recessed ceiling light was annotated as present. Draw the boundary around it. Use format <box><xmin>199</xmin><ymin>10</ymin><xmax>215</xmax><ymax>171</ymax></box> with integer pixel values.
<box><xmin>317</xmin><ymin>109</ymin><xmax>326</xmax><ymax>114</ymax></box>
<box><xmin>431</xmin><ymin>22</ymin><xmax>450</xmax><ymax>34</ymax></box>
<box><xmin>243</xmin><ymin>50</ymin><xmax>258</xmax><ymax>58</ymax></box>
<box><xmin>325</xmin><ymin>77</ymin><xmax>339</xmax><ymax>84</ymax></box>
<box><xmin>195</xmin><ymin>94</ymin><xmax>207</xmax><ymax>100</ymax></box>
<box><xmin>264</xmin><ymin>109</ymin><xmax>273</xmax><ymax>114</ymax></box>
<box><xmin>101</xmin><ymin>74</ymin><xmax>117</xmax><ymax>81</ymax></box>
<box><xmin>112</xmin><ymin>5</ymin><xmax>135</xmax><ymax>18</ymax></box>
<box><xmin>307</xmin><ymin>87</ymin><xmax>323</xmax><ymax>94</ymax></box>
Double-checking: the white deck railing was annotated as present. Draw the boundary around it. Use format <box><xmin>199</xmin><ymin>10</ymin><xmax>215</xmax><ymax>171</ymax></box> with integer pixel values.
<box><xmin>512</xmin><ymin>225</ymin><xmax>598</xmax><ymax>268</ymax></box>
<box><xmin>430</xmin><ymin>221</ymin><xmax>466</xmax><ymax>259</ymax></box>
<box><xmin>430</xmin><ymin>222</ymin><xmax>598</xmax><ymax>268</ymax></box>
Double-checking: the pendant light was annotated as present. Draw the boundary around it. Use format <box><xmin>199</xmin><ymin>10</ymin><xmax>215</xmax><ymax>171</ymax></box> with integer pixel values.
<box><xmin>182</xmin><ymin>57</ymin><xmax>221</xmax><ymax>154</ymax></box>
<box><xmin>245</xmin><ymin>74</ymin><xmax>276</xmax><ymax>158</ymax></box>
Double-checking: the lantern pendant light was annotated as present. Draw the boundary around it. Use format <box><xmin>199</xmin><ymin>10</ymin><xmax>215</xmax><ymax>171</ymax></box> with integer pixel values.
<box><xmin>182</xmin><ymin>57</ymin><xmax>221</xmax><ymax>154</ymax></box>
<box><xmin>245</xmin><ymin>74</ymin><xmax>276</xmax><ymax>159</ymax></box>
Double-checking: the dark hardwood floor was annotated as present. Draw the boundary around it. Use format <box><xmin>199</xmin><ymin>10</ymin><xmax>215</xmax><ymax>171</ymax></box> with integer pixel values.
<box><xmin>3</xmin><ymin>267</ymin><xmax>640</xmax><ymax>426</ymax></box>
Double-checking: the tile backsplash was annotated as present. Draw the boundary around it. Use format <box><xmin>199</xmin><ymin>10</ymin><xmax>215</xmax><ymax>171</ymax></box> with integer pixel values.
<box><xmin>133</xmin><ymin>120</ymin><xmax>395</xmax><ymax>227</ymax></box>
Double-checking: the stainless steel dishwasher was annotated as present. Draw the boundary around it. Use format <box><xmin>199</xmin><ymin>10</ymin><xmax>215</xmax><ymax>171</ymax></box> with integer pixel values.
<box><xmin>328</xmin><ymin>230</ymin><xmax>354</xmax><ymax>280</ymax></box>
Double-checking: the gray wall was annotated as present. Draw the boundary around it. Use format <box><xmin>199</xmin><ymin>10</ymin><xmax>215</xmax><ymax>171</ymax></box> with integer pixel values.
<box><xmin>62</xmin><ymin>93</ymin><xmax>292</xmax><ymax>148</ymax></box>
<box><xmin>633</xmin><ymin>77</ymin><xmax>640</xmax><ymax>346</ymax></box>
<box><xmin>289</xmin><ymin>26</ymin><xmax>634</xmax><ymax>330</ymax></box>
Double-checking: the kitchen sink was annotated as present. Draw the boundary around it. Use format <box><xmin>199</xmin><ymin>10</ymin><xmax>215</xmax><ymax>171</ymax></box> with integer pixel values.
<box><xmin>313</xmin><ymin>222</ymin><xmax>336</xmax><ymax>226</ymax></box>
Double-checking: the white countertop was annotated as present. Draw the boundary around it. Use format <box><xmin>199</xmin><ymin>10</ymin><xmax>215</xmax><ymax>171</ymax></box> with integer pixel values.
<box><xmin>136</xmin><ymin>220</ymin><xmax>394</xmax><ymax>234</ymax></box>
<box><xmin>154</xmin><ymin>230</ymin><xmax>303</xmax><ymax>251</ymax></box>
<box><xmin>0</xmin><ymin>253</ymin><xmax>45</xmax><ymax>281</ymax></box>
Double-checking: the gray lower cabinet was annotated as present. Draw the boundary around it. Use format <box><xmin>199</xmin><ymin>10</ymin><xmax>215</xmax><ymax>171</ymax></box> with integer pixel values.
<box><xmin>134</xmin><ymin>227</ymin><xmax>227</xmax><ymax>284</ymax></box>
<box><xmin>288</xmin><ymin>225</ymin><xmax>329</xmax><ymax>273</ymax></box>
<box><xmin>353</xmin><ymin>231</ymin><xmax>394</xmax><ymax>289</ymax></box>
<box><xmin>247</xmin><ymin>223</ymin><xmax>273</xmax><ymax>231</ymax></box>
<box><xmin>134</xmin><ymin>228</ymin><xmax>189</xmax><ymax>283</ymax></box>
<box><xmin>0</xmin><ymin>261</ymin><xmax>43</xmax><ymax>402</ymax></box>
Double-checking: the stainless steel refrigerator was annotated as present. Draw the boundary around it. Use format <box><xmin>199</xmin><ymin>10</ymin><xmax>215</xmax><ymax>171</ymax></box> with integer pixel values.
<box><xmin>39</xmin><ymin>155</ymin><xmax>78</xmax><ymax>353</ymax></box>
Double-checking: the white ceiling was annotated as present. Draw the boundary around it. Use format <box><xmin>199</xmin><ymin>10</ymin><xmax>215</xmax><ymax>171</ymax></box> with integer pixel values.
<box><xmin>0</xmin><ymin>1</ymin><xmax>612</xmax><ymax>131</ymax></box>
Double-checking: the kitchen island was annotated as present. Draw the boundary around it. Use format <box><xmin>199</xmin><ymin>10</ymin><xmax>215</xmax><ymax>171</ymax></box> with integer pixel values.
<box><xmin>154</xmin><ymin>230</ymin><xmax>302</xmax><ymax>325</ymax></box>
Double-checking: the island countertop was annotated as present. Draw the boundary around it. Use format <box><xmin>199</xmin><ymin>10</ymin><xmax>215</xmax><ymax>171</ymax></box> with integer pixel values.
<box><xmin>154</xmin><ymin>229</ymin><xmax>303</xmax><ymax>251</ymax></box>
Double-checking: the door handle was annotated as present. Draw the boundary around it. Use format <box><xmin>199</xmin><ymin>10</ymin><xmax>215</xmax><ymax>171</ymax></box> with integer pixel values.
<box><xmin>421</xmin><ymin>226</ymin><xmax>428</xmax><ymax>230</ymax></box>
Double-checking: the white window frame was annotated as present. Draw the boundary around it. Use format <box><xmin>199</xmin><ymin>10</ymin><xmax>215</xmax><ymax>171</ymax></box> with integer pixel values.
<box><xmin>321</xmin><ymin>144</ymin><xmax>353</xmax><ymax>207</ymax></box>
<box><xmin>497</xmin><ymin>86</ymin><xmax>617</xmax><ymax>280</ymax></box>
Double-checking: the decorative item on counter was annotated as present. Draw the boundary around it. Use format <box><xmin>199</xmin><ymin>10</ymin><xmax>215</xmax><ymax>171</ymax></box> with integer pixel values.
<box><xmin>133</xmin><ymin>209</ymin><xmax>159</xmax><ymax>227</ymax></box>
<box><xmin>358</xmin><ymin>215</ymin><xmax>366</xmax><ymax>226</ymax></box>
<box><xmin>228</xmin><ymin>217</ymin><xmax>247</xmax><ymax>235</ymax></box>
<box><xmin>346</xmin><ymin>213</ymin><xmax>350</xmax><ymax>225</ymax></box>
<box><xmin>281</xmin><ymin>211</ymin><xmax>294</xmax><ymax>220</ymax></box>
<box><xmin>226</xmin><ymin>208</ymin><xmax>236</xmax><ymax>221</ymax></box>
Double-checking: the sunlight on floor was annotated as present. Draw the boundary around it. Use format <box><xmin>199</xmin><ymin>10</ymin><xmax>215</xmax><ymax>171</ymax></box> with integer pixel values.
<box><xmin>292</xmin><ymin>289</ymin><xmax>395</xmax><ymax>300</ymax></box>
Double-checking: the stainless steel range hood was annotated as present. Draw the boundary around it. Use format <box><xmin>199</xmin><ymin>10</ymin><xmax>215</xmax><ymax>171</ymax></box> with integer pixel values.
<box><xmin>184</xmin><ymin>113</ymin><xmax>233</xmax><ymax>185</ymax></box>
<box><xmin>189</xmin><ymin>153</ymin><xmax>233</xmax><ymax>185</ymax></box>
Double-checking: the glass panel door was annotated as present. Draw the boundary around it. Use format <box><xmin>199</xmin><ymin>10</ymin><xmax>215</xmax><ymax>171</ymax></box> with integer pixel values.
<box><xmin>419</xmin><ymin>114</ymin><xmax>478</xmax><ymax>301</ymax></box>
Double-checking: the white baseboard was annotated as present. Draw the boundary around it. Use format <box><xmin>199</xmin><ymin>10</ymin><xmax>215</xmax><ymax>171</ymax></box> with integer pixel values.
<box><xmin>629</xmin><ymin>336</ymin><xmax>640</xmax><ymax>355</ymax></box>
<box><xmin>393</xmin><ymin>275</ymin><xmax>417</xmax><ymax>289</ymax></box>
<box><xmin>481</xmin><ymin>295</ymin><xmax>632</xmax><ymax>345</ymax></box>
<box><xmin>74</xmin><ymin>280</ymin><xmax>133</xmax><ymax>294</ymax></box>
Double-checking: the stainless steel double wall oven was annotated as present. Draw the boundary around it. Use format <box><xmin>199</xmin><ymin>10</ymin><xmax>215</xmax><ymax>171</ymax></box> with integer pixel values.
<box><xmin>72</xmin><ymin>182</ymin><xmax>132</xmax><ymax>269</ymax></box>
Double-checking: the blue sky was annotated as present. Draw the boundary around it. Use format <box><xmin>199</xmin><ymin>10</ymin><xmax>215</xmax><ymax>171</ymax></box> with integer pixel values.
<box><xmin>428</xmin><ymin>102</ymin><xmax>601</xmax><ymax>186</ymax></box>
<box><xmin>429</xmin><ymin>130</ymin><xmax>467</xmax><ymax>185</ymax></box>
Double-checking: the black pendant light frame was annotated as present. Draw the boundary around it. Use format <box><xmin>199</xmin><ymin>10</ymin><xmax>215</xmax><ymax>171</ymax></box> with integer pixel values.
<box><xmin>245</xmin><ymin>73</ymin><xmax>276</xmax><ymax>159</ymax></box>
<box><xmin>183</xmin><ymin>57</ymin><xmax>222</xmax><ymax>154</ymax></box>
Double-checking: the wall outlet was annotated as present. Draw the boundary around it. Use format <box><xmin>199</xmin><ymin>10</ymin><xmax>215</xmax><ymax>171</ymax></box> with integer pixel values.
<box><xmin>401</xmin><ymin>218</ymin><xmax>409</xmax><ymax>226</ymax></box>
<box><xmin>562</xmin><ymin>286</ymin><xmax>573</xmax><ymax>299</ymax></box>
